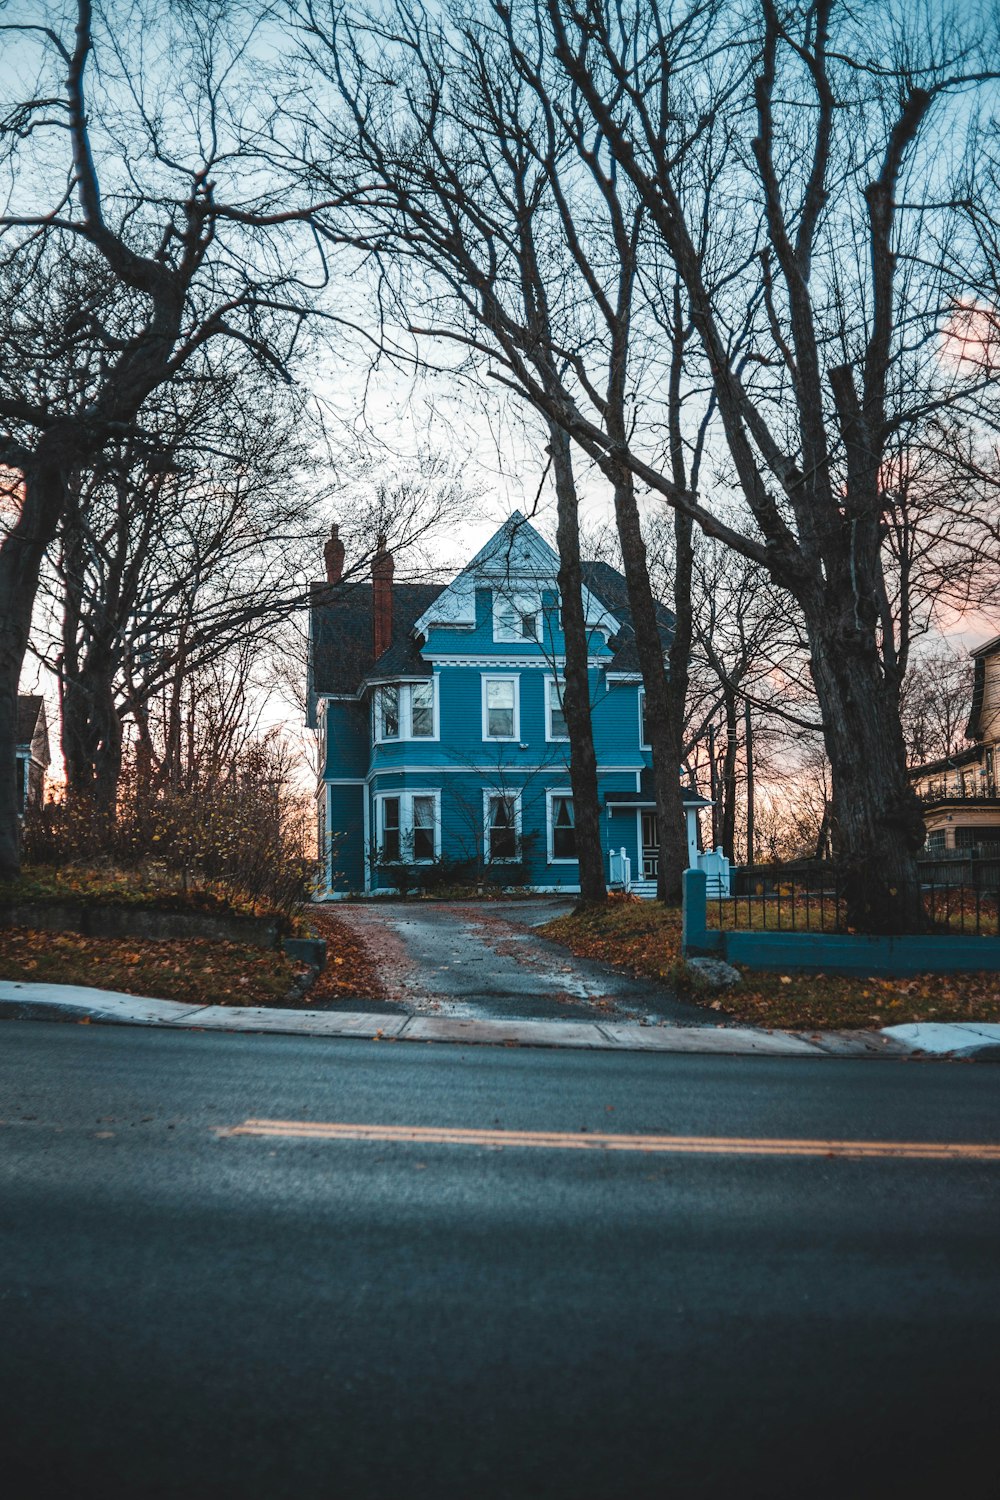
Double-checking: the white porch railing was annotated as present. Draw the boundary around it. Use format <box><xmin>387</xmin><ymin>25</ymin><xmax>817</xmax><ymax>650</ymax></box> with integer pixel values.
<box><xmin>609</xmin><ymin>846</ymin><xmax>632</xmax><ymax>892</ymax></box>
<box><xmin>698</xmin><ymin>846</ymin><xmax>732</xmax><ymax>897</ymax></box>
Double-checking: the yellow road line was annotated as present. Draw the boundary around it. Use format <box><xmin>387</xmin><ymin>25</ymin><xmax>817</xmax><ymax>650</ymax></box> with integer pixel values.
<box><xmin>225</xmin><ymin>1119</ymin><xmax>1000</xmax><ymax>1161</ymax></box>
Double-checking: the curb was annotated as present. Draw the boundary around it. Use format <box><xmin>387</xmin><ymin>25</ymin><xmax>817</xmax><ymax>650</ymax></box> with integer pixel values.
<box><xmin>2</xmin><ymin>980</ymin><xmax>999</xmax><ymax>1061</ymax></box>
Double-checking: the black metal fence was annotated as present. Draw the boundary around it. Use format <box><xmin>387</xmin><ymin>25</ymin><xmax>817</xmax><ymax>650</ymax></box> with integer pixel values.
<box><xmin>711</xmin><ymin>854</ymin><xmax>1000</xmax><ymax>937</ymax></box>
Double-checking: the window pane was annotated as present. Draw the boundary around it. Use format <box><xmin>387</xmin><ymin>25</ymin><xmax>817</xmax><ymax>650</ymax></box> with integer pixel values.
<box><xmin>411</xmin><ymin>795</ymin><xmax>435</xmax><ymax>860</ymax></box>
<box><xmin>379</xmin><ymin>685</ymin><xmax>399</xmax><ymax>739</ymax></box>
<box><xmin>410</xmin><ymin>681</ymin><xmax>434</xmax><ymax>736</ymax></box>
<box><xmin>381</xmin><ymin>797</ymin><xmax>400</xmax><ymax>862</ymax></box>
<box><xmin>548</xmin><ymin>680</ymin><xmax>568</xmax><ymax>738</ymax></box>
<box><xmin>488</xmin><ymin>795</ymin><xmax>517</xmax><ymax>861</ymax></box>
<box><xmin>520</xmin><ymin>612</ymin><xmax>537</xmax><ymax>640</ymax></box>
<box><xmin>640</xmin><ymin>691</ymin><xmax>649</xmax><ymax>746</ymax></box>
<box><xmin>493</xmin><ymin>597</ymin><xmax>519</xmax><ymax>642</ymax></box>
<box><xmin>486</xmin><ymin>679</ymin><xmax>515</xmax><ymax>738</ymax></box>
<box><xmin>552</xmin><ymin>796</ymin><xmax>576</xmax><ymax>859</ymax></box>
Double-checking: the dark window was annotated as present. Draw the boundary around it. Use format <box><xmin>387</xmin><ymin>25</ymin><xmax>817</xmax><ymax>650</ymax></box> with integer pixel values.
<box><xmin>551</xmin><ymin>795</ymin><xmax>576</xmax><ymax>859</ymax></box>
<box><xmin>640</xmin><ymin>690</ymin><xmax>650</xmax><ymax>747</ymax></box>
<box><xmin>955</xmin><ymin>825</ymin><xmax>1000</xmax><ymax>848</ymax></box>
<box><xmin>378</xmin><ymin>686</ymin><xmax>399</xmax><ymax>740</ymax></box>
<box><xmin>488</xmin><ymin>795</ymin><xmax>518</xmax><ymax>861</ymax></box>
<box><xmin>381</xmin><ymin>797</ymin><xmax>401</xmax><ymax>862</ymax></box>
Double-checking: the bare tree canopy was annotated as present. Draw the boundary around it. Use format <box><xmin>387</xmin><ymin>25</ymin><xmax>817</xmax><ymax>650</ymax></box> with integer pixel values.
<box><xmin>0</xmin><ymin>0</ymin><xmax>339</xmax><ymax>876</ymax></box>
<box><xmin>290</xmin><ymin>0</ymin><xmax>1000</xmax><ymax>930</ymax></box>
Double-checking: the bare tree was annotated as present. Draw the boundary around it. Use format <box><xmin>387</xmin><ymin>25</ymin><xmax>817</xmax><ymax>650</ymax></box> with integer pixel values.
<box><xmin>0</xmin><ymin>0</ymin><xmax>337</xmax><ymax>876</ymax></box>
<box><xmin>290</xmin><ymin>0</ymin><xmax>730</xmax><ymax>900</ymax></box>
<box><xmin>899</xmin><ymin>640</ymin><xmax>976</xmax><ymax>770</ymax></box>
<box><xmin>294</xmin><ymin>0</ymin><xmax>1000</xmax><ymax>929</ymax></box>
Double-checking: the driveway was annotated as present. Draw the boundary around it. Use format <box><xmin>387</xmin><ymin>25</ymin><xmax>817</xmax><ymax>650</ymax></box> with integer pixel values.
<box><xmin>332</xmin><ymin>899</ymin><xmax>715</xmax><ymax>1025</ymax></box>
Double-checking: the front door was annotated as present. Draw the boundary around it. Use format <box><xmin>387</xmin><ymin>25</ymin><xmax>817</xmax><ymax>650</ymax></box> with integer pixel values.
<box><xmin>641</xmin><ymin>811</ymin><xmax>659</xmax><ymax>880</ymax></box>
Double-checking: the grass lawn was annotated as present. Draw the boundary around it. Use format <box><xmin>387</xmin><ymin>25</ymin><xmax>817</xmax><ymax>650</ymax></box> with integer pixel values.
<box><xmin>542</xmin><ymin>900</ymin><xmax>1000</xmax><ymax>1030</ymax></box>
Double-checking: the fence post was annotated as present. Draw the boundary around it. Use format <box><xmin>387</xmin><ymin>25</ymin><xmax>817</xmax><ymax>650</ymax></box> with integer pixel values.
<box><xmin>683</xmin><ymin>867</ymin><xmax>722</xmax><ymax>956</ymax></box>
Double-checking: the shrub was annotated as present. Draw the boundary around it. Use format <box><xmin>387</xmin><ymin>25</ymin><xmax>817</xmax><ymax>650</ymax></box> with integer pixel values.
<box><xmin>21</xmin><ymin>739</ymin><xmax>313</xmax><ymax>919</ymax></box>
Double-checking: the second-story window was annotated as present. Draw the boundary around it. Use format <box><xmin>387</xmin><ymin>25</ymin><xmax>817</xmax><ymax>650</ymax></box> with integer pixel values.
<box><xmin>483</xmin><ymin>675</ymin><xmax>519</xmax><ymax>740</ymax></box>
<box><xmin>410</xmin><ymin>681</ymin><xmax>434</xmax><ymax>737</ymax></box>
<box><xmin>546</xmin><ymin>677</ymin><xmax>569</xmax><ymax>741</ymax></box>
<box><xmin>374</xmin><ymin>681</ymin><xmax>437</xmax><ymax>742</ymax></box>
<box><xmin>377</xmin><ymin>685</ymin><xmax>399</xmax><ymax>740</ymax></box>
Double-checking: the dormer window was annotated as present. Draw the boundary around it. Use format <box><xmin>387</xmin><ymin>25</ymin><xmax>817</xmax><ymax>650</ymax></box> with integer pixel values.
<box><xmin>374</xmin><ymin>680</ymin><xmax>438</xmax><ymax>742</ymax></box>
<box><xmin>493</xmin><ymin>591</ymin><xmax>541</xmax><ymax>644</ymax></box>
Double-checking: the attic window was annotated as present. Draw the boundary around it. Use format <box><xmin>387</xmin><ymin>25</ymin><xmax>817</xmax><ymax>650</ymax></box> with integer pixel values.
<box><xmin>493</xmin><ymin>591</ymin><xmax>541</xmax><ymax>644</ymax></box>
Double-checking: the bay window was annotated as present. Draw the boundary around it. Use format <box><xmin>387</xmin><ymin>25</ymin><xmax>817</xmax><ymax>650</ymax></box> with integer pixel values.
<box><xmin>374</xmin><ymin>679</ymin><xmax>438</xmax><ymax>742</ymax></box>
<box><xmin>375</xmin><ymin>790</ymin><xmax>440</xmax><ymax>864</ymax></box>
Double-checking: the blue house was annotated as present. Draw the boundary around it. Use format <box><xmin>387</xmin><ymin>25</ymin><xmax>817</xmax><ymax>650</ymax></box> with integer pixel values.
<box><xmin>308</xmin><ymin>513</ymin><xmax>708</xmax><ymax>897</ymax></box>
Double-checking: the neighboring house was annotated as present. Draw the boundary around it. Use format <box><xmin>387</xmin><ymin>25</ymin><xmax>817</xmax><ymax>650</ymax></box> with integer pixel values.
<box><xmin>308</xmin><ymin>513</ymin><xmax>710</xmax><ymax>897</ymax></box>
<box><xmin>910</xmin><ymin>633</ymin><xmax>1000</xmax><ymax>852</ymax></box>
<box><xmin>15</xmin><ymin>695</ymin><xmax>50</xmax><ymax>814</ymax></box>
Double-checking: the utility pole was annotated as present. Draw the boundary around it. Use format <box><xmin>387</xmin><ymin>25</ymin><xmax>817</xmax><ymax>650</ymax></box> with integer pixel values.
<box><xmin>745</xmin><ymin>700</ymin><xmax>755</xmax><ymax>868</ymax></box>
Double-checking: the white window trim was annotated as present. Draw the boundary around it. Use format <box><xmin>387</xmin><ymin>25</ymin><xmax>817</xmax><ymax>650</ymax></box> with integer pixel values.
<box><xmin>546</xmin><ymin>787</ymin><xmax>577</xmax><ymax>865</ymax></box>
<box><xmin>492</xmin><ymin>591</ymin><xmax>542</xmax><ymax>644</ymax></box>
<box><xmin>482</xmin><ymin>788</ymin><xmax>523</xmax><ymax>863</ymax></box>
<box><xmin>481</xmin><ymin>673</ymin><xmax>521</xmax><ymax>742</ymax></box>
<box><xmin>638</xmin><ymin>687</ymin><xmax>651</xmax><ymax>750</ymax></box>
<box><xmin>373</xmin><ymin>789</ymin><xmax>441</xmax><ymax>864</ymax></box>
<box><xmin>373</xmin><ymin>679</ymin><xmax>440</xmax><ymax>744</ymax></box>
<box><xmin>544</xmin><ymin>674</ymin><xmax>570</xmax><ymax>743</ymax></box>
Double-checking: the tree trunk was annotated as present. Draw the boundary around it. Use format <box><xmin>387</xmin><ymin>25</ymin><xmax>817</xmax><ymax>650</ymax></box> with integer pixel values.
<box><xmin>611</xmin><ymin>474</ymin><xmax>688</xmax><ymax>903</ymax></box>
<box><xmin>0</xmin><ymin>448</ymin><xmax>73</xmax><ymax>878</ymax></box>
<box><xmin>549</xmin><ymin>425</ymin><xmax>606</xmax><ymax>906</ymax></box>
<box><xmin>807</xmin><ymin>623</ymin><xmax>925</xmax><ymax>931</ymax></box>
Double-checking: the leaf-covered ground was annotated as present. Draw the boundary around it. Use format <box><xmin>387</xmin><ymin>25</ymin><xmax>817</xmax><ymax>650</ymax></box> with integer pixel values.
<box><xmin>0</xmin><ymin>927</ymin><xmax>304</xmax><ymax>1007</ymax></box>
<box><xmin>542</xmin><ymin>900</ymin><xmax>1000</xmax><ymax>1030</ymax></box>
<box><xmin>306</xmin><ymin>908</ymin><xmax>387</xmax><ymax>1002</ymax></box>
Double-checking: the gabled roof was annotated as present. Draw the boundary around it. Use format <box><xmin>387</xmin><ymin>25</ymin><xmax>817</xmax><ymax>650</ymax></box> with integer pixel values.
<box><xmin>414</xmin><ymin>512</ymin><xmax>617</xmax><ymax>638</ymax></box>
<box><xmin>308</xmin><ymin>580</ymin><xmax>443</xmax><ymax>716</ymax></box>
<box><xmin>582</xmin><ymin>560</ymin><xmax>675</xmax><ymax>671</ymax></box>
<box><xmin>16</xmin><ymin>695</ymin><xmax>49</xmax><ymax>765</ymax></box>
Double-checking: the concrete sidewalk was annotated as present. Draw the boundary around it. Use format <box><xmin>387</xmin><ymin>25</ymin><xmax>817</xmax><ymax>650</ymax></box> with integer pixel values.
<box><xmin>2</xmin><ymin>978</ymin><xmax>999</xmax><ymax>1060</ymax></box>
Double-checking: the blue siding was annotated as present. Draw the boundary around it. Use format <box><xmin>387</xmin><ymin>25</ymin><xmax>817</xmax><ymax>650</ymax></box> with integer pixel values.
<box><xmin>323</xmin><ymin>700</ymin><xmax>369</xmax><ymax>779</ymax></box>
<box><xmin>327</xmin><ymin>784</ymin><xmax>366</xmax><ymax>892</ymax></box>
<box><xmin>314</xmin><ymin>517</ymin><xmax>664</xmax><ymax>896</ymax></box>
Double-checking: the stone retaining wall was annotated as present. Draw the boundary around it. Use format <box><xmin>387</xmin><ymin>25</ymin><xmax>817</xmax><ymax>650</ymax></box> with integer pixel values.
<box><xmin>0</xmin><ymin>901</ymin><xmax>283</xmax><ymax>949</ymax></box>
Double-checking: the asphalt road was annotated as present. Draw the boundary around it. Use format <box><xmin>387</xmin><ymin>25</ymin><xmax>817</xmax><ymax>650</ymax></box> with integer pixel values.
<box><xmin>2</xmin><ymin>1019</ymin><xmax>998</xmax><ymax>1499</ymax></box>
<box><xmin>332</xmin><ymin>898</ymin><xmax>713</xmax><ymax>1023</ymax></box>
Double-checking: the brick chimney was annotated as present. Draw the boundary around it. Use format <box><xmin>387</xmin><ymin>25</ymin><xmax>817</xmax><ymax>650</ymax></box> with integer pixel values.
<box><xmin>324</xmin><ymin>523</ymin><xmax>345</xmax><ymax>584</ymax></box>
<box><xmin>372</xmin><ymin>533</ymin><xmax>394</xmax><ymax>659</ymax></box>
